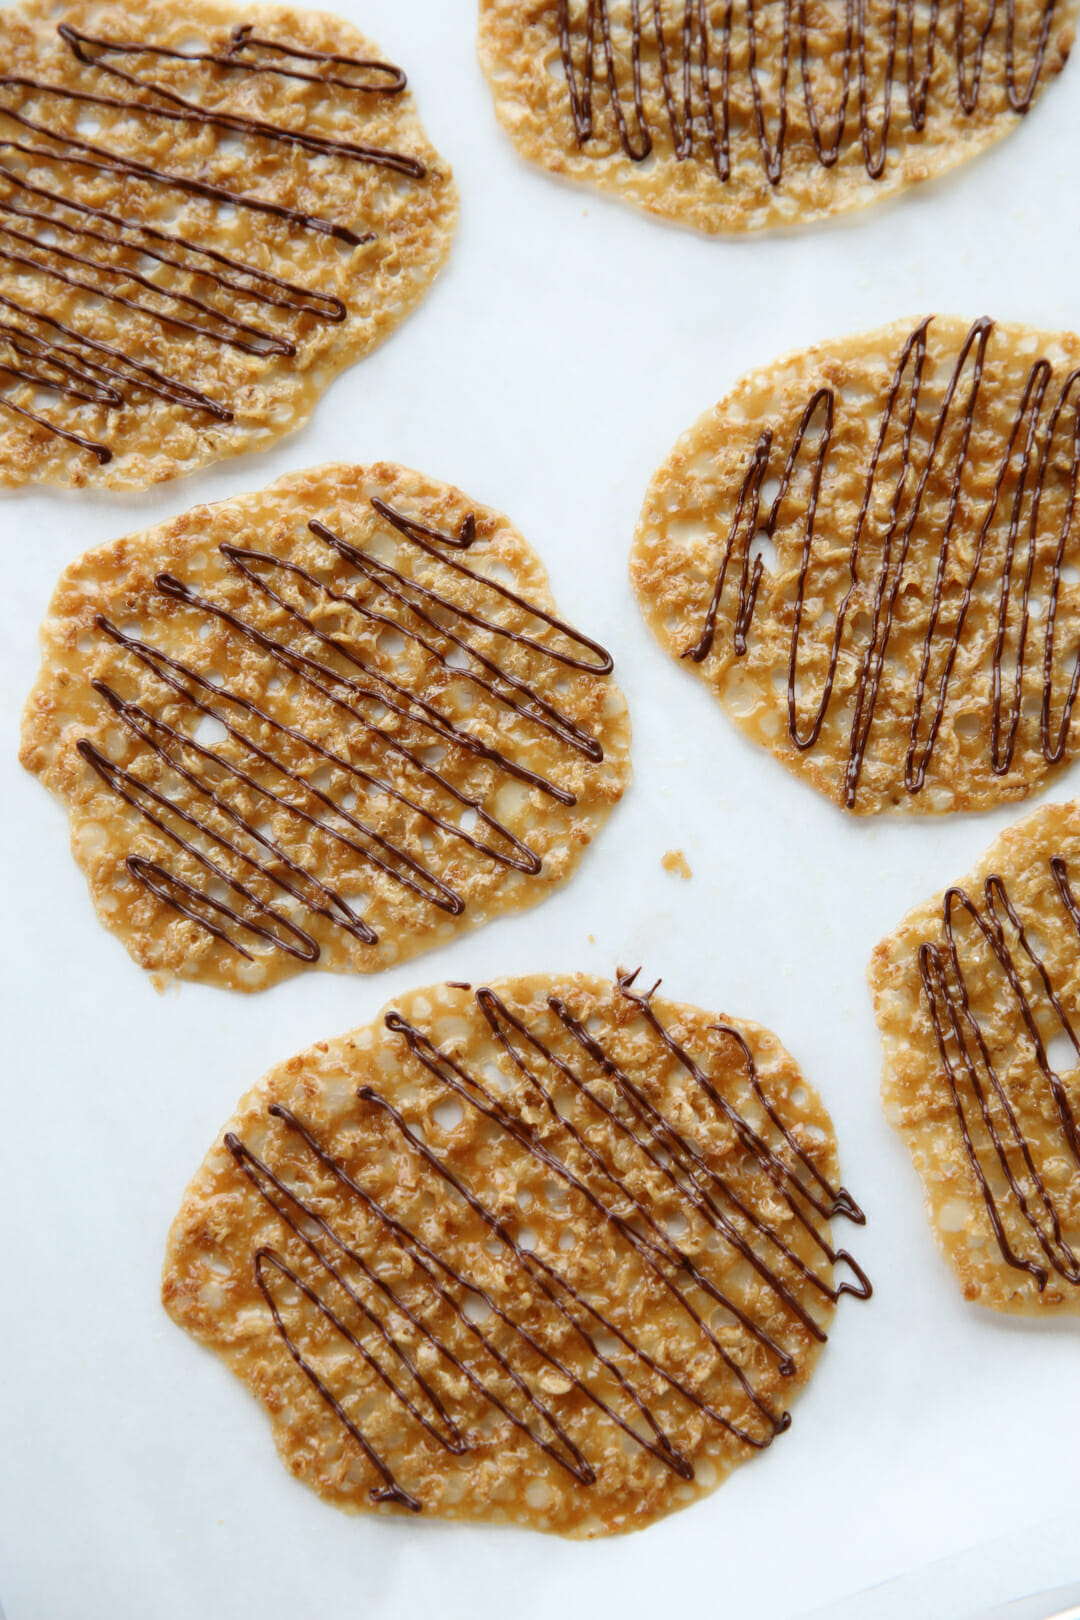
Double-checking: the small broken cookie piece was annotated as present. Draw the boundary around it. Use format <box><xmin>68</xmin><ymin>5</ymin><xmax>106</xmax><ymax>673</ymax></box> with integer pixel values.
<box><xmin>19</xmin><ymin>463</ymin><xmax>630</xmax><ymax>991</ymax></box>
<box><xmin>0</xmin><ymin>0</ymin><xmax>456</xmax><ymax>488</ymax></box>
<box><xmin>870</xmin><ymin>801</ymin><xmax>1080</xmax><ymax>1314</ymax></box>
<box><xmin>632</xmin><ymin>316</ymin><xmax>1080</xmax><ymax>816</ymax></box>
<box><xmin>478</xmin><ymin>0</ymin><xmax>1076</xmax><ymax>235</ymax></box>
<box><xmin>163</xmin><ymin>970</ymin><xmax>870</xmax><ymax>1535</ymax></box>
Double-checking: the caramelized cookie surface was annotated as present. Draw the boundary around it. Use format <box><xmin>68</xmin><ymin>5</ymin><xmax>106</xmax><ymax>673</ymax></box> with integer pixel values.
<box><xmin>632</xmin><ymin>317</ymin><xmax>1080</xmax><ymax>814</ymax></box>
<box><xmin>479</xmin><ymin>0</ymin><xmax>1076</xmax><ymax>233</ymax></box>
<box><xmin>164</xmin><ymin>971</ymin><xmax>869</xmax><ymax>1534</ymax></box>
<box><xmin>20</xmin><ymin>463</ymin><xmax>630</xmax><ymax>989</ymax></box>
<box><xmin>0</xmin><ymin>0</ymin><xmax>456</xmax><ymax>486</ymax></box>
<box><xmin>871</xmin><ymin>800</ymin><xmax>1080</xmax><ymax>1313</ymax></box>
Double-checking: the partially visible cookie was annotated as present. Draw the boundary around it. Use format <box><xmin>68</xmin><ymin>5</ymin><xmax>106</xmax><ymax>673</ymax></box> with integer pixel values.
<box><xmin>870</xmin><ymin>801</ymin><xmax>1080</xmax><ymax>1314</ymax></box>
<box><xmin>19</xmin><ymin>463</ymin><xmax>630</xmax><ymax>991</ymax></box>
<box><xmin>0</xmin><ymin>0</ymin><xmax>456</xmax><ymax>487</ymax></box>
<box><xmin>478</xmin><ymin>0</ymin><xmax>1076</xmax><ymax>234</ymax></box>
<box><xmin>163</xmin><ymin>970</ymin><xmax>870</xmax><ymax>1534</ymax></box>
<box><xmin>631</xmin><ymin>315</ymin><xmax>1080</xmax><ymax>815</ymax></box>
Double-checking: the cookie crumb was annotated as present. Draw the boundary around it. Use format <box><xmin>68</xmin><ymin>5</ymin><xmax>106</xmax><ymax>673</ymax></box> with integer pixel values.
<box><xmin>662</xmin><ymin>849</ymin><xmax>692</xmax><ymax>880</ymax></box>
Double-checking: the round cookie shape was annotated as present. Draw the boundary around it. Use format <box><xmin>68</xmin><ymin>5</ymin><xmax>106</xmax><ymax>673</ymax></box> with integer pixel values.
<box><xmin>478</xmin><ymin>0</ymin><xmax>1076</xmax><ymax>235</ymax></box>
<box><xmin>163</xmin><ymin>971</ymin><xmax>870</xmax><ymax>1534</ymax></box>
<box><xmin>632</xmin><ymin>316</ymin><xmax>1080</xmax><ymax>815</ymax></box>
<box><xmin>20</xmin><ymin>463</ymin><xmax>631</xmax><ymax>990</ymax></box>
<box><xmin>0</xmin><ymin>0</ymin><xmax>457</xmax><ymax>487</ymax></box>
<box><xmin>871</xmin><ymin>800</ymin><xmax>1080</xmax><ymax>1314</ymax></box>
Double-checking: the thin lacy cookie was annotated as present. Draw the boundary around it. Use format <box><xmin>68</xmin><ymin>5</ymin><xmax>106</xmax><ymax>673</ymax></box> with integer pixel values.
<box><xmin>871</xmin><ymin>800</ymin><xmax>1080</xmax><ymax>1313</ymax></box>
<box><xmin>0</xmin><ymin>0</ymin><xmax>456</xmax><ymax>486</ymax></box>
<box><xmin>20</xmin><ymin>463</ymin><xmax>630</xmax><ymax>990</ymax></box>
<box><xmin>632</xmin><ymin>315</ymin><xmax>1080</xmax><ymax>815</ymax></box>
<box><xmin>163</xmin><ymin>971</ymin><xmax>870</xmax><ymax>1534</ymax></box>
<box><xmin>479</xmin><ymin>0</ymin><xmax>1075</xmax><ymax>233</ymax></box>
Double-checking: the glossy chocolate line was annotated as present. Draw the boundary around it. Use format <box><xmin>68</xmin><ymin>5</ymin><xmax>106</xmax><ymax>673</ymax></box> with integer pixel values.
<box><xmin>919</xmin><ymin>856</ymin><xmax>1080</xmax><ymax>1287</ymax></box>
<box><xmin>56</xmin><ymin>26</ymin><xmax>425</xmax><ymax>176</ymax></box>
<box><xmin>557</xmin><ymin>0</ymin><xmax>1058</xmax><ymax>184</ymax></box>
<box><xmin>93</xmin><ymin>677</ymin><xmax>379</xmax><ymax>944</ymax></box>
<box><xmin>688</xmin><ymin>316</ymin><xmax>1080</xmax><ymax>808</ymax></box>
<box><xmin>0</xmin><ymin>287</ymin><xmax>232</xmax><ymax>419</ymax></box>
<box><xmin>0</xmin><ymin>370</ymin><xmax>110</xmax><ymax>459</ymax></box>
<box><xmin>237</xmin><ymin>1113</ymin><xmax>597</xmax><ymax>1485</ymax></box>
<box><xmin>253</xmin><ymin>1248</ymin><xmax>421</xmax><ymax>1511</ymax></box>
<box><xmin>0</xmin><ymin>163</ymin><xmax>345</xmax><ymax>323</ymax></box>
<box><xmin>226</xmin><ymin>1135</ymin><xmax>468</xmax><ymax>1453</ymax></box>
<box><xmin>95</xmin><ymin>617</ymin><xmax>467</xmax><ymax>917</ymax></box>
<box><xmin>78</xmin><ymin>735</ymin><xmax>321</xmax><ymax>962</ymax></box>
<box><xmin>478</xmin><ymin>986</ymin><xmax>830</xmax><ymax>1344</ymax></box>
<box><xmin>4</xmin><ymin>69</ymin><xmax>417</xmax><ymax>178</ymax></box>
<box><xmin>0</xmin><ymin>104</ymin><xmax>370</xmax><ymax>246</ymax></box>
<box><xmin>311</xmin><ymin>523</ymin><xmax>603</xmax><ymax>761</ymax></box>
<box><xmin>0</xmin><ymin>320</ymin><xmax>116</xmax><ymax>403</ymax></box>
<box><xmin>0</xmin><ymin>16</ymin><xmax>427</xmax><ymax>460</ymax></box>
<box><xmin>534</xmin><ymin>991</ymin><xmax>871</xmax><ymax>1310</ymax></box>
<box><xmin>84</xmin><ymin>508</ymin><xmax>613</xmax><ymax>964</ymax></box>
<box><xmin>559</xmin><ymin>994</ymin><xmax>871</xmax><ymax>1302</ymax></box>
<box><xmin>371</xmin><ymin>497</ymin><xmax>615</xmax><ymax>675</ymax></box>
<box><xmin>58</xmin><ymin>23</ymin><xmax>409</xmax><ymax>100</ymax></box>
<box><xmin>385</xmin><ymin>1005</ymin><xmax>798</xmax><ymax>1405</ymax></box>
<box><xmin>617</xmin><ymin>970</ymin><xmax>864</xmax><ymax>1224</ymax></box>
<box><xmin>362</xmin><ymin>1078</ymin><xmax>747</xmax><ymax>1468</ymax></box>
<box><xmin>223</xmin><ymin>541</ymin><xmax>584</xmax><ymax>800</ymax></box>
<box><xmin>152</xmin><ymin>570</ymin><xmax>558</xmax><ymax>867</ymax></box>
<box><xmin>225</xmin><ymin>25</ymin><xmax>408</xmax><ymax>94</ymax></box>
<box><xmin>0</xmin><ymin>204</ymin><xmax>295</xmax><ymax>357</ymax></box>
<box><xmin>220</xmin><ymin>991</ymin><xmax>867</xmax><ymax>1510</ymax></box>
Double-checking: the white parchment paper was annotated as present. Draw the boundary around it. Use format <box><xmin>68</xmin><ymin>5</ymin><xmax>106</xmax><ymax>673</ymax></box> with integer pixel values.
<box><xmin>2</xmin><ymin>4</ymin><xmax>1078</xmax><ymax>1615</ymax></box>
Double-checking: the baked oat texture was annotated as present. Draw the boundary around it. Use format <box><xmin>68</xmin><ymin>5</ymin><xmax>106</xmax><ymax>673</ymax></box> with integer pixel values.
<box><xmin>19</xmin><ymin>462</ymin><xmax>631</xmax><ymax>991</ymax></box>
<box><xmin>478</xmin><ymin>0</ymin><xmax>1076</xmax><ymax>234</ymax></box>
<box><xmin>163</xmin><ymin>971</ymin><xmax>866</xmax><ymax>1534</ymax></box>
<box><xmin>631</xmin><ymin>315</ymin><xmax>1080</xmax><ymax>815</ymax></box>
<box><xmin>870</xmin><ymin>800</ymin><xmax>1080</xmax><ymax>1314</ymax></box>
<box><xmin>0</xmin><ymin>0</ymin><xmax>456</xmax><ymax>487</ymax></box>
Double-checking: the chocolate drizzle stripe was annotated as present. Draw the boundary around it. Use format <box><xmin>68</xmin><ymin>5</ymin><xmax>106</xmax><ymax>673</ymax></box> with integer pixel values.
<box><xmin>0</xmin><ymin>316</ymin><xmax>120</xmax><ymax>403</ymax></box>
<box><xmin>370</xmin><ymin>497</ymin><xmax>615</xmax><ymax>675</ymax></box>
<box><xmin>224</xmin><ymin>25</ymin><xmax>409</xmax><ymax>94</ymax></box>
<box><xmin>253</xmin><ymin>1249</ymin><xmax>422</xmax><ymax>1511</ymax></box>
<box><xmin>534</xmin><ymin>992</ymin><xmax>871</xmax><ymax>1309</ymax></box>
<box><xmin>0</xmin><ymin>20</ymin><xmax>429</xmax><ymax>461</ymax></box>
<box><xmin>0</xmin><ymin>103</ymin><xmax>370</xmax><ymax>246</ymax></box>
<box><xmin>240</xmin><ymin>1111</ymin><xmax>598</xmax><ymax>1485</ymax></box>
<box><xmin>95</xmin><ymin>618</ymin><xmax>467</xmax><ymax>917</ymax></box>
<box><xmin>0</xmin><ymin>162</ymin><xmax>346</xmax><ymax>321</ymax></box>
<box><xmin>83</xmin><ymin>499</ymin><xmax>614</xmax><ymax>966</ymax></box>
<box><xmin>0</xmin><ymin>70</ymin><xmax>420</xmax><ymax>177</ymax></box>
<box><xmin>0</xmin><ymin>288</ymin><xmax>233</xmax><ymax>419</ymax></box>
<box><xmin>54</xmin><ymin>25</ymin><xmax>424</xmax><ymax>175</ymax></box>
<box><xmin>383</xmin><ymin>1007</ymin><xmax>796</xmax><ymax>1411</ymax></box>
<box><xmin>0</xmin><ymin>378</ymin><xmax>110</xmax><ymax>460</ymax></box>
<box><xmin>0</xmin><ymin>206</ymin><xmax>296</xmax><ymax>357</ymax></box>
<box><xmin>919</xmin><ymin>855</ymin><xmax>1080</xmax><ymax>1288</ymax></box>
<box><xmin>687</xmin><ymin>317</ymin><xmax>1080</xmax><ymax>808</ymax></box>
<box><xmin>557</xmin><ymin>0</ymin><xmax>1059</xmax><ymax>185</ymax></box>
<box><xmin>225</xmin><ymin>986</ymin><xmax>868</xmax><ymax>1510</ymax></box>
<box><xmin>220</xmin><ymin>542</ymin><xmax>582</xmax><ymax>801</ymax></box>
<box><xmin>227</xmin><ymin>1136</ymin><xmax>468</xmax><ymax>1452</ymax></box>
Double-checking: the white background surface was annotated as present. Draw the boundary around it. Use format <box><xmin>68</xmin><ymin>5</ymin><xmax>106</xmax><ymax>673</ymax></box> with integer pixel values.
<box><xmin>2</xmin><ymin>3</ymin><xmax>1079</xmax><ymax>1616</ymax></box>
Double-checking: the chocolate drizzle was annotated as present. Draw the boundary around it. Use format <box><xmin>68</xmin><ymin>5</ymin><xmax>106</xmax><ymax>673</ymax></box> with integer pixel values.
<box><xmin>919</xmin><ymin>858</ymin><xmax>1080</xmax><ymax>1290</ymax></box>
<box><xmin>687</xmin><ymin>316</ymin><xmax>1080</xmax><ymax>808</ymax></box>
<box><xmin>0</xmin><ymin>17</ymin><xmax>425</xmax><ymax>460</ymax></box>
<box><xmin>224</xmin><ymin>974</ymin><xmax>869</xmax><ymax>1512</ymax></box>
<box><xmin>79</xmin><ymin>499</ymin><xmax>615</xmax><ymax>968</ymax></box>
<box><xmin>557</xmin><ymin>0</ymin><xmax>1060</xmax><ymax>184</ymax></box>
